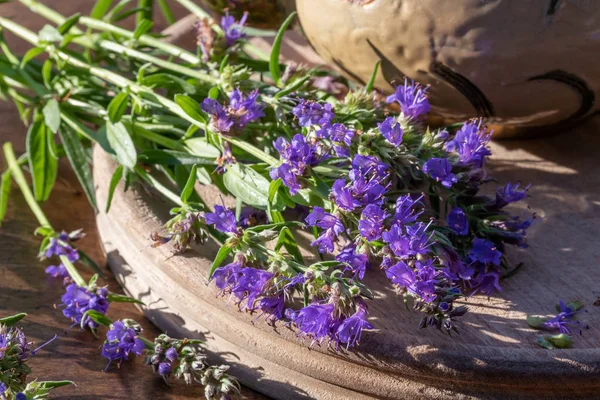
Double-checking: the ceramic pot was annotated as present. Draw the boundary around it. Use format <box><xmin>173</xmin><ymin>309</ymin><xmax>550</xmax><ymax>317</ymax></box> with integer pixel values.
<box><xmin>296</xmin><ymin>0</ymin><xmax>600</xmax><ymax>138</ymax></box>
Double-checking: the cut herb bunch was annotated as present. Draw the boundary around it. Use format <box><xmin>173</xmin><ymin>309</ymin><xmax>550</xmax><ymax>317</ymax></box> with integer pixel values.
<box><xmin>0</xmin><ymin>0</ymin><xmax>534</xmax><ymax>364</ymax></box>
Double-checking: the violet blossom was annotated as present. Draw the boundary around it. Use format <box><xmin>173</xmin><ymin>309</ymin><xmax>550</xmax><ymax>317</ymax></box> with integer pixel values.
<box><xmin>305</xmin><ymin>207</ymin><xmax>344</xmax><ymax>253</ymax></box>
<box><xmin>468</xmin><ymin>238</ymin><xmax>502</xmax><ymax>266</ymax></box>
<box><xmin>204</xmin><ymin>205</ymin><xmax>238</xmax><ymax>234</ymax></box>
<box><xmin>494</xmin><ymin>182</ymin><xmax>531</xmax><ymax>209</ymax></box>
<box><xmin>542</xmin><ymin>300</ymin><xmax>583</xmax><ymax>334</ymax></box>
<box><xmin>101</xmin><ymin>320</ymin><xmax>145</xmax><ymax>370</ymax></box>
<box><xmin>393</xmin><ymin>194</ymin><xmax>423</xmax><ymax>225</ymax></box>
<box><xmin>336</xmin><ymin>300</ymin><xmax>373</xmax><ymax>348</ymax></box>
<box><xmin>45</xmin><ymin>263</ymin><xmax>68</xmax><ymax>279</ymax></box>
<box><xmin>60</xmin><ymin>284</ymin><xmax>109</xmax><ymax>330</ymax></box>
<box><xmin>292</xmin><ymin>99</ymin><xmax>335</xmax><ymax>127</ymax></box>
<box><xmin>359</xmin><ymin>204</ymin><xmax>388</xmax><ymax>241</ymax></box>
<box><xmin>386</xmin><ymin>79</ymin><xmax>430</xmax><ymax>119</ymax></box>
<box><xmin>44</xmin><ymin>231</ymin><xmax>79</xmax><ymax>263</ymax></box>
<box><xmin>377</xmin><ymin>116</ymin><xmax>404</xmax><ymax>146</ymax></box>
<box><xmin>444</xmin><ymin>120</ymin><xmax>491</xmax><ymax>168</ymax></box>
<box><xmin>286</xmin><ymin>303</ymin><xmax>335</xmax><ymax>345</ymax></box>
<box><xmin>336</xmin><ymin>245</ymin><xmax>369</xmax><ymax>280</ymax></box>
<box><xmin>221</xmin><ymin>11</ymin><xmax>248</xmax><ymax>47</ymax></box>
<box><xmin>270</xmin><ymin>134</ymin><xmax>324</xmax><ymax>195</ymax></box>
<box><xmin>423</xmin><ymin>158</ymin><xmax>457</xmax><ymax>188</ymax></box>
<box><xmin>447</xmin><ymin>207</ymin><xmax>469</xmax><ymax>236</ymax></box>
<box><xmin>201</xmin><ymin>88</ymin><xmax>264</xmax><ymax>133</ymax></box>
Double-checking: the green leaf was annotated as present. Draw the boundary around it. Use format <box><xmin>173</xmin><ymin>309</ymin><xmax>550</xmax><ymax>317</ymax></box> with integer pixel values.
<box><xmin>107</xmin><ymin>91</ymin><xmax>129</xmax><ymax>123</ymax></box>
<box><xmin>365</xmin><ymin>60</ymin><xmax>381</xmax><ymax>93</ymax></box>
<box><xmin>223</xmin><ymin>163</ymin><xmax>270</xmax><ymax>208</ymax></box>
<box><xmin>87</xmin><ymin>273</ymin><xmax>99</xmax><ymax>289</ymax></box>
<box><xmin>141</xmin><ymin>73</ymin><xmax>196</xmax><ymax>94</ymax></box>
<box><xmin>81</xmin><ymin>310</ymin><xmax>112</xmax><ymax>329</ymax></box>
<box><xmin>0</xmin><ymin>313</ymin><xmax>27</xmax><ymax>326</ymax></box>
<box><xmin>38</xmin><ymin>25</ymin><xmax>63</xmax><ymax>43</ymax></box>
<box><xmin>246</xmin><ymin>221</ymin><xmax>303</xmax><ymax>233</ymax></box>
<box><xmin>180</xmin><ymin>164</ymin><xmax>197</xmax><ymax>203</ymax></box>
<box><xmin>157</xmin><ymin>0</ymin><xmax>175</xmax><ymax>24</ymax></box>
<box><xmin>107</xmin><ymin>292</ymin><xmax>145</xmax><ymax>305</ymax></box>
<box><xmin>184</xmin><ymin>137</ymin><xmax>220</xmax><ymax>158</ymax></box>
<box><xmin>91</xmin><ymin>0</ymin><xmax>114</xmax><ymax>20</ymax></box>
<box><xmin>36</xmin><ymin>381</ymin><xmax>75</xmax><ymax>390</ymax></box>
<box><xmin>208</xmin><ymin>86</ymin><xmax>220</xmax><ymax>100</ymax></box>
<box><xmin>106</xmin><ymin>121</ymin><xmax>137</xmax><ymax>169</ymax></box>
<box><xmin>42</xmin><ymin>59</ymin><xmax>53</xmax><ymax>88</ymax></box>
<box><xmin>42</xmin><ymin>99</ymin><xmax>61</xmax><ymax>133</ymax></box>
<box><xmin>20</xmin><ymin>47</ymin><xmax>45</xmax><ymax>69</ymax></box>
<box><xmin>274</xmin><ymin>226</ymin><xmax>304</xmax><ymax>264</ymax></box>
<box><xmin>58</xmin><ymin>128</ymin><xmax>97</xmax><ymax>211</ymax></box>
<box><xmin>106</xmin><ymin>165</ymin><xmax>123</xmax><ymax>213</ymax></box>
<box><xmin>133</xmin><ymin>19</ymin><xmax>153</xmax><ymax>39</ymax></box>
<box><xmin>209</xmin><ymin>245</ymin><xmax>232</xmax><ymax>279</ymax></box>
<box><xmin>269</xmin><ymin>11</ymin><xmax>296</xmax><ymax>87</ymax></box>
<box><xmin>26</xmin><ymin>118</ymin><xmax>58</xmax><ymax>202</ymax></box>
<box><xmin>274</xmin><ymin>75</ymin><xmax>310</xmax><ymax>99</ymax></box>
<box><xmin>78</xmin><ymin>249</ymin><xmax>106</xmax><ymax>278</ymax></box>
<box><xmin>58</xmin><ymin>13</ymin><xmax>81</xmax><ymax>35</ymax></box>
<box><xmin>139</xmin><ymin>149</ymin><xmax>216</xmax><ymax>165</ymax></box>
<box><xmin>0</xmin><ymin>170</ymin><xmax>11</xmax><ymax>227</ymax></box>
<box><xmin>174</xmin><ymin>94</ymin><xmax>207</xmax><ymax>124</ymax></box>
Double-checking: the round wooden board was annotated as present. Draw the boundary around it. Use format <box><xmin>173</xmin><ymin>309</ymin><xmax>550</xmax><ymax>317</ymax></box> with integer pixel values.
<box><xmin>93</xmin><ymin>116</ymin><xmax>600</xmax><ymax>399</ymax></box>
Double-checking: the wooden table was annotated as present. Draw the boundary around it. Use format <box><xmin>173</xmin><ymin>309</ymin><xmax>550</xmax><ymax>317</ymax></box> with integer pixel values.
<box><xmin>0</xmin><ymin>1</ymin><xmax>263</xmax><ymax>398</ymax></box>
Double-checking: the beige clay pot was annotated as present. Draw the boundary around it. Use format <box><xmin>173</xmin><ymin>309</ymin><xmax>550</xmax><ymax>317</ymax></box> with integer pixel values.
<box><xmin>296</xmin><ymin>0</ymin><xmax>600</xmax><ymax>138</ymax></box>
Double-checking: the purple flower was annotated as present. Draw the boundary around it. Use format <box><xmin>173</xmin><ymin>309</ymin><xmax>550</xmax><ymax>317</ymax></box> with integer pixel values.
<box><xmin>45</xmin><ymin>231</ymin><xmax>79</xmax><ymax>263</ymax></box>
<box><xmin>423</xmin><ymin>158</ymin><xmax>457</xmax><ymax>188</ymax></box>
<box><xmin>201</xmin><ymin>88</ymin><xmax>265</xmax><ymax>133</ymax></box>
<box><xmin>382</xmin><ymin>222</ymin><xmax>434</xmax><ymax>258</ymax></box>
<box><xmin>471</xmin><ymin>271</ymin><xmax>502</xmax><ymax>297</ymax></box>
<box><xmin>385</xmin><ymin>260</ymin><xmax>438</xmax><ymax>303</ymax></box>
<box><xmin>257</xmin><ymin>295</ymin><xmax>285</xmax><ymax>321</ymax></box>
<box><xmin>287</xmin><ymin>303</ymin><xmax>335</xmax><ymax>344</ymax></box>
<box><xmin>233</xmin><ymin>268</ymin><xmax>273</xmax><ymax>310</ymax></box>
<box><xmin>348</xmin><ymin>170</ymin><xmax>388</xmax><ymax>206</ymax></box>
<box><xmin>393</xmin><ymin>194</ymin><xmax>423</xmax><ymax>225</ymax></box>
<box><xmin>385</xmin><ymin>260</ymin><xmax>415</xmax><ymax>288</ymax></box>
<box><xmin>318</xmin><ymin>123</ymin><xmax>355</xmax><ymax>157</ymax></box>
<box><xmin>494</xmin><ymin>182</ymin><xmax>531</xmax><ymax>209</ymax></box>
<box><xmin>468</xmin><ymin>238</ymin><xmax>502</xmax><ymax>266</ymax></box>
<box><xmin>351</xmin><ymin>155</ymin><xmax>388</xmax><ymax>180</ymax></box>
<box><xmin>237</xmin><ymin>207</ymin><xmax>267</xmax><ymax>228</ymax></box>
<box><xmin>336</xmin><ymin>300</ymin><xmax>373</xmax><ymax>348</ymax></box>
<box><xmin>270</xmin><ymin>134</ymin><xmax>324</xmax><ymax>195</ymax></box>
<box><xmin>336</xmin><ymin>245</ymin><xmax>369</xmax><ymax>280</ymax></box>
<box><xmin>60</xmin><ymin>284</ymin><xmax>109</xmax><ymax>329</ymax></box>
<box><xmin>205</xmin><ymin>205</ymin><xmax>238</xmax><ymax>234</ymax></box>
<box><xmin>439</xmin><ymin>246</ymin><xmax>474</xmax><ymax>281</ymax></box>
<box><xmin>101</xmin><ymin>320</ymin><xmax>145</xmax><ymax>370</ymax></box>
<box><xmin>543</xmin><ymin>300</ymin><xmax>582</xmax><ymax>334</ymax></box>
<box><xmin>331</xmin><ymin>179</ymin><xmax>360</xmax><ymax>211</ymax></box>
<box><xmin>445</xmin><ymin>120</ymin><xmax>491</xmax><ymax>168</ymax></box>
<box><xmin>45</xmin><ymin>263</ymin><xmax>68</xmax><ymax>279</ymax></box>
<box><xmin>305</xmin><ymin>207</ymin><xmax>344</xmax><ymax>253</ymax></box>
<box><xmin>212</xmin><ymin>262</ymin><xmax>243</xmax><ymax>292</ymax></box>
<box><xmin>385</xmin><ymin>79</ymin><xmax>430</xmax><ymax>119</ymax></box>
<box><xmin>221</xmin><ymin>11</ymin><xmax>248</xmax><ymax>47</ymax></box>
<box><xmin>292</xmin><ymin>99</ymin><xmax>335</xmax><ymax>127</ymax></box>
<box><xmin>377</xmin><ymin>116</ymin><xmax>404</xmax><ymax>146</ymax></box>
<box><xmin>447</xmin><ymin>207</ymin><xmax>469</xmax><ymax>236</ymax></box>
<box><xmin>359</xmin><ymin>204</ymin><xmax>388</xmax><ymax>241</ymax></box>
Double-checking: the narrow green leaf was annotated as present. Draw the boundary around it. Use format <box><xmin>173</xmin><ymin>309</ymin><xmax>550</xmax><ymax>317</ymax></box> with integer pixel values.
<box><xmin>58</xmin><ymin>128</ymin><xmax>97</xmax><ymax>211</ymax></box>
<box><xmin>223</xmin><ymin>163</ymin><xmax>270</xmax><ymax>208</ymax></box>
<box><xmin>87</xmin><ymin>274</ymin><xmax>99</xmax><ymax>289</ymax></box>
<box><xmin>0</xmin><ymin>313</ymin><xmax>27</xmax><ymax>326</ymax></box>
<box><xmin>174</xmin><ymin>94</ymin><xmax>207</xmax><ymax>124</ymax></box>
<box><xmin>209</xmin><ymin>245</ymin><xmax>232</xmax><ymax>279</ymax></box>
<box><xmin>42</xmin><ymin>59</ymin><xmax>53</xmax><ymax>88</ymax></box>
<box><xmin>26</xmin><ymin>119</ymin><xmax>58</xmax><ymax>202</ymax></box>
<box><xmin>269</xmin><ymin>12</ymin><xmax>297</xmax><ymax>87</ymax></box>
<box><xmin>137</xmin><ymin>0</ymin><xmax>153</xmax><ymax>25</ymax></box>
<box><xmin>107</xmin><ymin>91</ymin><xmax>129</xmax><ymax>123</ymax></box>
<box><xmin>157</xmin><ymin>0</ymin><xmax>175</xmax><ymax>24</ymax></box>
<box><xmin>180</xmin><ymin>164</ymin><xmax>198</xmax><ymax>203</ymax></box>
<box><xmin>246</xmin><ymin>221</ymin><xmax>303</xmax><ymax>233</ymax></box>
<box><xmin>78</xmin><ymin>249</ymin><xmax>106</xmax><ymax>278</ymax></box>
<box><xmin>81</xmin><ymin>310</ymin><xmax>112</xmax><ymax>329</ymax></box>
<box><xmin>37</xmin><ymin>381</ymin><xmax>75</xmax><ymax>390</ymax></box>
<box><xmin>365</xmin><ymin>60</ymin><xmax>381</xmax><ymax>93</ymax></box>
<box><xmin>38</xmin><ymin>25</ymin><xmax>63</xmax><ymax>43</ymax></box>
<box><xmin>107</xmin><ymin>292</ymin><xmax>145</xmax><ymax>305</ymax></box>
<box><xmin>20</xmin><ymin>47</ymin><xmax>45</xmax><ymax>69</ymax></box>
<box><xmin>133</xmin><ymin>19</ymin><xmax>153</xmax><ymax>39</ymax></box>
<box><xmin>106</xmin><ymin>121</ymin><xmax>137</xmax><ymax>169</ymax></box>
<box><xmin>141</xmin><ymin>73</ymin><xmax>196</xmax><ymax>94</ymax></box>
<box><xmin>274</xmin><ymin>75</ymin><xmax>310</xmax><ymax>99</ymax></box>
<box><xmin>106</xmin><ymin>165</ymin><xmax>123</xmax><ymax>213</ymax></box>
<box><xmin>58</xmin><ymin>13</ymin><xmax>81</xmax><ymax>35</ymax></box>
<box><xmin>139</xmin><ymin>149</ymin><xmax>216</xmax><ymax>166</ymax></box>
<box><xmin>274</xmin><ymin>226</ymin><xmax>304</xmax><ymax>264</ymax></box>
<box><xmin>91</xmin><ymin>0</ymin><xmax>114</xmax><ymax>20</ymax></box>
<box><xmin>42</xmin><ymin>99</ymin><xmax>61</xmax><ymax>133</ymax></box>
<box><xmin>0</xmin><ymin>170</ymin><xmax>11</xmax><ymax>227</ymax></box>
<box><xmin>184</xmin><ymin>138</ymin><xmax>220</xmax><ymax>158</ymax></box>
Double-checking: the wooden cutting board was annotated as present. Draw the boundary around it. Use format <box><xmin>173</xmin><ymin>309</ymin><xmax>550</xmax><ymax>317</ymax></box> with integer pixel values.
<box><xmin>93</xmin><ymin>109</ymin><xmax>600</xmax><ymax>399</ymax></box>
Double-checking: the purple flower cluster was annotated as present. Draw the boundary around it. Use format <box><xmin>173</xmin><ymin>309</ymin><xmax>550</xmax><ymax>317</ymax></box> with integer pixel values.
<box><xmin>445</xmin><ymin>120</ymin><xmax>492</xmax><ymax>168</ymax></box>
<box><xmin>270</xmin><ymin>134</ymin><xmax>325</xmax><ymax>194</ymax></box>
<box><xmin>317</xmin><ymin>123</ymin><xmax>355</xmax><ymax>157</ymax></box>
<box><xmin>60</xmin><ymin>284</ymin><xmax>109</xmax><ymax>330</ymax></box>
<box><xmin>102</xmin><ymin>320</ymin><xmax>145</xmax><ymax>370</ymax></box>
<box><xmin>44</xmin><ymin>231</ymin><xmax>79</xmax><ymax>263</ymax></box>
<box><xmin>201</xmin><ymin>88</ymin><xmax>265</xmax><ymax>133</ymax></box>
<box><xmin>377</xmin><ymin>116</ymin><xmax>404</xmax><ymax>146</ymax></box>
<box><xmin>292</xmin><ymin>99</ymin><xmax>335</xmax><ymax>127</ymax></box>
<box><xmin>386</xmin><ymin>79</ymin><xmax>430</xmax><ymax>119</ymax></box>
<box><xmin>305</xmin><ymin>207</ymin><xmax>344</xmax><ymax>253</ymax></box>
<box><xmin>221</xmin><ymin>11</ymin><xmax>248</xmax><ymax>47</ymax></box>
<box><xmin>423</xmin><ymin>158</ymin><xmax>457</xmax><ymax>188</ymax></box>
<box><xmin>204</xmin><ymin>204</ymin><xmax>238</xmax><ymax>234</ymax></box>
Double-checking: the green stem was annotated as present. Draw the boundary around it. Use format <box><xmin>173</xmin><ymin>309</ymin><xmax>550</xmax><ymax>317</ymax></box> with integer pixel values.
<box><xmin>3</xmin><ymin>143</ymin><xmax>87</xmax><ymax>287</ymax></box>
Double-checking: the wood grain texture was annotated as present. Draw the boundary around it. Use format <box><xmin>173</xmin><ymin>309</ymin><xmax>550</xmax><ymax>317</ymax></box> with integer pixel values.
<box><xmin>93</xmin><ymin>112</ymin><xmax>600</xmax><ymax>399</ymax></box>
